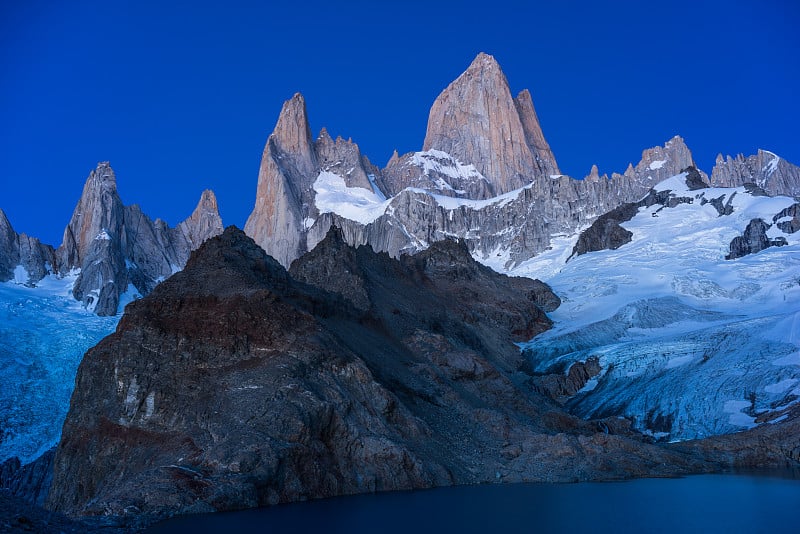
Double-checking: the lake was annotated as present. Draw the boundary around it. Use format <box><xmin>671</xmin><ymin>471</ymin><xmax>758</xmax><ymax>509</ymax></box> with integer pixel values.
<box><xmin>147</xmin><ymin>474</ymin><xmax>800</xmax><ymax>533</ymax></box>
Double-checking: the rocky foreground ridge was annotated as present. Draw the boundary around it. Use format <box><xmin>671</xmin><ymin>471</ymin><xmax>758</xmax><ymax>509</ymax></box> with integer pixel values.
<box><xmin>41</xmin><ymin>227</ymin><xmax>800</xmax><ymax>525</ymax></box>
<box><xmin>0</xmin><ymin>163</ymin><xmax>223</xmax><ymax>315</ymax></box>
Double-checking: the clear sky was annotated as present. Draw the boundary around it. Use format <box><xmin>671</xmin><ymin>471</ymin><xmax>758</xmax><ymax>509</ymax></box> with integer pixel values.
<box><xmin>1</xmin><ymin>0</ymin><xmax>798</xmax><ymax>246</ymax></box>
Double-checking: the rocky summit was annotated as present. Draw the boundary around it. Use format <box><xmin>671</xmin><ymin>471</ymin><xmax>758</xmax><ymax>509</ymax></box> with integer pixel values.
<box><xmin>0</xmin><ymin>162</ymin><xmax>223</xmax><ymax>315</ymax></box>
<box><xmin>421</xmin><ymin>52</ymin><xmax>560</xmax><ymax>196</ymax></box>
<box><xmin>243</xmin><ymin>53</ymin><xmax>740</xmax><ymax>271</ymax></box>
<box><xmin>47</xmin><ymin>226</ymin><xmax>744</xmax><ymax>522</ymax></box>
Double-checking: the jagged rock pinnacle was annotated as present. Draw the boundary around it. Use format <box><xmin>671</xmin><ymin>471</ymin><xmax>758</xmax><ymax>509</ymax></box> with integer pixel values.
<box><xmin>271</xmin><ymin>92</ymin><xmax>316</xmax><ymax>178</ymax></box>
<box><xmin>57</xmin><ymin>162</ymin><xmax>125</xmax><ymax>271</ymax></box>
<box><xmin>176</xmin><ymin>189</ymin><xmax>224</xmax><ymax>249</ymax></box>
<box><xmin>422</xmin><ymin>52</ymin><xmax>559</xmax><ymax>196</ymax></box>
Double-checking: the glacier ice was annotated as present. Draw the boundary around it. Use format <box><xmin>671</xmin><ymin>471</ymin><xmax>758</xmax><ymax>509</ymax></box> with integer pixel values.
<box><xmin>516</xmin><ymin>177</ymin><xmax>800</xmax><ymax>441</ymax></box>
<box><xmin>0</xmin><ymin>276</ymin><xmax>119</xmax><ymax>463</ymax></box>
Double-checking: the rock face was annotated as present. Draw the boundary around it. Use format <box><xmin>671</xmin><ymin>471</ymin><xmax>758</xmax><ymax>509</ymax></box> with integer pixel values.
<box><xmin>0</xmin><ymin>209</ymin><xmax>20</xmax><ymax>281</ymax></box>
<box><xmin>726</xmin><ymin>218</ymin><xmax>787</xmax><ymax>260</ymax></box>
<box><xmin>244</xmin><ymin>94</ymin><xmax>380</xmax><ymax>267</ymax></box>
<box><xmin>57</xmin><ymin>162</ymin><xmax>126</xmax><ymax>274</ymax></box>
<box><xmin>291</xmin><ymin>228</ymin><xmax>559</xmax><ymax>347</ymax></box>
<box><xmin>569</xmin><ymin>203</ymin><xmax>637</xmax><ymax>259</ymax></box>
<box><xmin>64</xmin><ymin>165</ymin><xmax>224</xmax><ymax>315</ymax></box>
<box><xmin>0</xmin><ymin>449</ymin><xmax>54</xmax><ymax>507</ymax></box>
<box><xmin>774</xmin><ymin>203</ymin><xmax>800</xmax><ymax>234</ymax></box>
<box><xmin>710</xmin><ymin>149</ymin><xmax>800</xmax><ymax>198</ymax></box>
<box><xmin>0</xmin><ymin>209</ymin><xmax>58</xmax><ymax>285</ymax></box>
<box><xmin>47</xmin><ymin>227</ymin><xmax>727</xmax><ymax>520</ymax></box>
<box><xmin>0</xmin><ymin>162</ymin><xmax>224</xmax><ymax>315</ymax></box>
<box><xmin>175</xmin><ymin>189</ymin><xmax>224</xmax><ymax>251</ymax></box>
<box><xmin>421</xmin><ymin>53</ymin><xmax>560</xmax><ymax>196</ymax></box>
<box><xmin>244</xmin><ymin>53</ymin><xmax>708</xmax><ymax>270</ymax></box>
<box><xmin>304</xmin><ymin>134</ymin><xmax>701</xmax><ymax>271</ymax></box>
<box><xmin>528</xmin><ymin>357</ymin><xmax>602</xmax><ymax>402</ymax></box>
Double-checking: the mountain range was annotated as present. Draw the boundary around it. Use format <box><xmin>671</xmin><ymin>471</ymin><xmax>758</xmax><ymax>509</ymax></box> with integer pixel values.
<box><xmin>2</xmin><ymin>54</ymin><xmax>798</xmax><ymax>317</ymax></box>
<box><xmin>1</xmin><ymin>52</ymin><xmax>799</xmax><ymax>529</ymax></box>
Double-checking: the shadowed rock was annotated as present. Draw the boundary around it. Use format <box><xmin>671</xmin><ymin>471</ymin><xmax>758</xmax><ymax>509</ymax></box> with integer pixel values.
<box><xmin>726</xmin><ymin>218</ymin><xmax>788</xmax><ymax>260</ymax></box>
<box><xmin>47</xmin><ymin>227</ymin><xmax>724</xmax><ymax>523</ymax></box>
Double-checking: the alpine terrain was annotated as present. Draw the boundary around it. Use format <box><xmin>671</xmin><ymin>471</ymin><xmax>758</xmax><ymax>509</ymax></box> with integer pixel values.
<box><xmin>1</xmin><ymin>52</ymin><xmax>799</xmax><ymax>530</ymax></box>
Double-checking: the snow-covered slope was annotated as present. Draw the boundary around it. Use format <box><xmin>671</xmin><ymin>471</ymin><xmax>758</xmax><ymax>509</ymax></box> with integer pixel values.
<box><xmin>513</xmin><ymin>175</ymin><xmax>800</xmax><ymax>441</ymax></box>
<box><xmin>0</xmin><ymin>276</ymin><xmax>121</xmax><ymax>463</ymax></box>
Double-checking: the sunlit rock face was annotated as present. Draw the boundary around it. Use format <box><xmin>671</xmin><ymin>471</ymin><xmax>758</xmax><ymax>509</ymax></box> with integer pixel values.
<box><xmin>244</xmin><ymin>53</ymin><xmax>706</xmax><ymax>271</ymax></box>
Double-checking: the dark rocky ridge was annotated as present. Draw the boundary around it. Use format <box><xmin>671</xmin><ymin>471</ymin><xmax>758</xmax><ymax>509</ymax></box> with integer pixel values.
<box><xmin>291</xmin><ymin>228</ymin><xmax>559</xmax><ymax>348</ymax></box>
<box><xmin>774</xmin><ymin>203</ymin><xmax>800</xmax><ymax>234</ymax></box>
<box><xmin>726</xmin><ymin>218</ymin><xmax>788</xmax><ymax>260</ymax></box>
<box><xmin>47</xmin><ymin>227</ymin><xmax>730</xmax><ymax>523</ymax></box>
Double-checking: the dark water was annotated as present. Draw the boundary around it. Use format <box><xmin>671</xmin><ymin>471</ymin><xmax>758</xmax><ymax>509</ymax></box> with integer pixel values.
<box><xmin>148</xmin><ymin>475</ymin><xmax>800</xmax><ymax>533</ymax></box>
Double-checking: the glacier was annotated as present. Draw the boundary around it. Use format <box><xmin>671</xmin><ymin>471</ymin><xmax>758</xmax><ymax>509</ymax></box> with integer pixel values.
<box><xmin>0</xmin><ymin>275</ymin><xmax>120</xmax><ymax>463</ymax></box>
<box><xmin>514</xmin><ymin>177</ymin><xmax>800</xmax><ymax>441</ymax></box>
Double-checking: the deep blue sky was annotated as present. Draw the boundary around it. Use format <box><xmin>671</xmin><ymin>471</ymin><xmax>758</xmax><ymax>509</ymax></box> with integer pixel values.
<box><xmin>1</xmin><ymin>0</ymin><xmax>798</xmax><ymax>246</ymax></box>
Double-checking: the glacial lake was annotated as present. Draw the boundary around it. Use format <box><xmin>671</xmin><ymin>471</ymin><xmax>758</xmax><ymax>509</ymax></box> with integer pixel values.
<box><xmin>148</xmin><ymin>473</ymin><xmax>800</xmax><ymax>533</ymax></box>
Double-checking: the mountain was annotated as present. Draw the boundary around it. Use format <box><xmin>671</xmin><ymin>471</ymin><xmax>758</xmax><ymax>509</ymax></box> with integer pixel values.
<box><xmin>46</xmin><ymin>226</ymin><xmax>730</xmax><ymax>519</ymax></box>
<box><xmin>0</xmin><ymin>208</ymin><xmax>57</xmax><ymax>285</ymax></box>
<box><xmin>245</xmin><ymin>53</ymin><xmax>704</xmax><ymax>270</ymax></box>
<box><xmin>244</xmin><ymin>94</ymin><xmax>381</xmax><ymax>267</ymax></box>
<box><xmin>3</xmin><ymin>50</ymin><xmax>800</xmax><ymax>527</ymax></box>
<box><xmin>420</xmin><ymin>52</ymin><xmax>560</xmax><ymax>196</ymax></box>
<box><xmin>44</xmin><ymin>226</ymin><xmax>800</xmax><ymax>523</ymax></box>
<box><xmin>1</xmin><ymin>162</ymin><xmax>224</xmax><ymax>315</ymax></box>
<box><xmin>710</xmin><ymin>149</ymin><xmax>800</xmax><ymax>198</ymax></box>
<box><xmin>513</xmin><ymin>171</ymin><xmax>800</xmax><ymax>441</ymax></box>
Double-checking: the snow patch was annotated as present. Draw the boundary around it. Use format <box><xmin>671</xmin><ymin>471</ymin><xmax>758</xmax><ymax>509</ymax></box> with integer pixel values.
<box><xmin>648</xmin><ymin>159</ymin><xmax>667</xmax><ymax>170</ymax></box>
<box><xmin>313</xmin><ymin>171</ymin><xmax>391</xmax><ymax>224</ymax></box>
<box><xmin>414</xmin><ymin>182</ymin><xmax>533</xmax><ymax>212</ymax></box>
<box><xmin>144</xmin><ymin>391</ymin><xmax>155</xmax><ymax>419</ymax></box>
<box><xmin>95</xmin><ymin>230</ymin><xmax>111</xmax><ymax>240</ymax></box>
<box><xmin>12</xmin><ymin>265</ymin><xmax>29</xmax><ymax>285</ymax></box>
<box><xmin>764</xmin><ymin>378</ymin><xmax>797</xmax><ymax>394</ymax></box>
<box><xmin>723</xmin><ymin>400</ymin><xmax>756</xmax><ymax>428</ymax></box>
<box><xmin>578</xmin><ymin>378</ymin><xmax>599</xmax><ymax>393</ymax></box>
<box><xmin>763</xmin><ymin>150</ymin><xmax>780</xmax><ymax>176</ymax></box>
<box><xmin>366</xmin><ymin>173</ymin><xmax>387</xmax><ymax>201</ymax></box>
<box><xmin>410</xmin><ymin>150</ymin><xmax>488</xmax><ymax>188</ymax></box>
<box><xmin>773</xmin><ymin>351</ymin><xmax>800</xmax><ymax>366</ymax></box>
<box><xmin>665</xmin><ymin>354</ymin><xmax>695</xmax><ymax>369</ymax></box>
<box><xmin>653</xmin><ymin>173</ymin><xmax>689</xmax><ymax>193</ymax></box>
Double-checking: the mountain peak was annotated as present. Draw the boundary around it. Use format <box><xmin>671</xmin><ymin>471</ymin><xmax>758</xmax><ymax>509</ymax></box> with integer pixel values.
<box><xmin>270</xmin><ymin>93</ymin><xmax>314</xmax><ymax>170</ymax></box>
<box><xmin>421</xmin><ymin>54</ymin><xmax>558</xmax><ymax>197</ymax></box>
<box><xmin>514</xmin><ymin>89</ymin><xmax>560</xmax><ymax>175</ymax></box>
<box><xmin>88</xmin><ymin>161</ymin><xmax>118</xmax><ymax>192</ymax></box>
<box><xmin>177</xmin><ymin>189</ymin><xmax>224</xmax><ymax>250</ymax></box>
<box><xmin>196</xmin><ymin>189</ymin><xmax>218</xmax><ymax>212</ymax></box>
<box><xmin>57</xmin><ymin>163</ymin><xmax>125</xmax><ymax>270</ymax></box>
<box><xmin>466</xmin><ymin>51</ymin><xmax>503</xmax><ymax>73</ymax></box>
